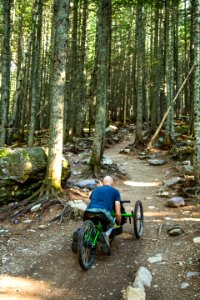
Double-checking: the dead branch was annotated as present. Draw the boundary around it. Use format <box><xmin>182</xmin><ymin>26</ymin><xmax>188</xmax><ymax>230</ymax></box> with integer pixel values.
<box><xmin>158</xmin><ymin>223</ymin><xmax>163</xmax><ymax>236</ymax></box>
<box><xmin>69</xmin><ymin>187</ymin><xmax>89</xmax><ymax>199</ymax></box>
<box><xmin>147</xmin><ymin>64</ymin><xmax>195</xmax><ymax>150</ymax></box>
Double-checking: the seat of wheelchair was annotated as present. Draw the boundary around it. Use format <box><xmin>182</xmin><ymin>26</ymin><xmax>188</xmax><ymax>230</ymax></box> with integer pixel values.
<box><xmin>83</xmin><ymin>210</ymin><xmax>111</xmax><ymax>227</ymax></box>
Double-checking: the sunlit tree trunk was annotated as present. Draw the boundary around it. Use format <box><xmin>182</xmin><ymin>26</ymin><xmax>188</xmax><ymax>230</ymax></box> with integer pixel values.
<box><xmin>44</xmin><ymin>0</ymin><xmax>70</xmax><ymax>191</ymax></box>
<box><xmin>90</xmin><ymin>0</ymin><xmax>111</xmax><ymax>173</ymax></box>
<box><xmin>193</xmin><ymin>0</ymin><xmax>200</xmax><ymax>183</ymax></box>
<box><xmin>0</xmin><ymin>0</ymin><xmax>11</xmax><ymax>146</ymax></box>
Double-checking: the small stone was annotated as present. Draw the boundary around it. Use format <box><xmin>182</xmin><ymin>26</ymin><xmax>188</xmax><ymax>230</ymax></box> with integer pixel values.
<box><xmin>123</xmin><ymin>287</ymin><xmax>146</xmax><ymax>300</ymax></box>
<box><xmin>0</xmin><ymin>228</ymin><xmax>7</xmax><ymax>234</ymax></box>
<box><xmin>106</xmin><ymin>125</ymin><xmax>118</xmax><ymax>132</ymax></box>
<box><xmin>72</xmin><ymin>170</ymin><xmax>81</xmax><ymax>175</ymax></box>
<box><xmin>187</xmin><ymin>271</ymin><xmax>199</xmax><ymax>278</ymax></box>
<box><xmin>76</xmin><ymin>179</ymin><xmax>98</xmax><ymax>190</ymax></box>
<box><xmin>193</xmin><ymin>237</ymin><xmax>200</xmax><ymax>244</ymax></box>
<box><xmin>23</xmin><ymin>219</ymin><xmax>32</xmax><ymax>224</ymax></box>
<box><xmin>123</xmin><ymin>149</ymin><xmax>131</xmax><ymax>154</ymax></box>
<box><xmin>168</xmin><ymin>228</ymin><xmax>184</xmax><ymax>236</ymax></box>
<box><xmin>31</xmin><ymin>204</ymin><xmax>41</xmax><ymax>212</ymax></box>
<box><xmin>147</xmin><ymin>254</ymin><xmax>163</xmax><ymax>264</ymax></box>
<box><xmin>180</xmin><ymin>282</ymin><xmax>189</xmax><ymax>289</ymax></box>
<box><xmin>101</xmin><ymin>155</ymin><xmax>113</xmax><ymax>165</ymax></box>
<box><xmin>166</xmin><ymin>197</ymin><xmax>185</xmax><ymax>208</ymax></box>
<box><xmin>28</xmin><ymin>229</ymin><xmax>36</xmax><ymax>232</ymax></box>
<box><xmin>147</xmin><ymin>159</ymin><xmax>166</xmax><ymax>166</ymax></box>
<box><xmin>157</xmin><ymin>191</ymin><xmax>169</xmax><ymax>197</ymax></box>
<box><xmin>39</xmin><ymin>225</ymin><xmax>47</xmax><ymax>229</ymax></box>
<box><xmin>148</xmin><ymin>206</ymin><xmax>155</xmax><ymax>209</ymax></box>
<box><xmin>132</xmin><ymin>266</ymin><xmax>152</xmax><ymax>289</ymax></box>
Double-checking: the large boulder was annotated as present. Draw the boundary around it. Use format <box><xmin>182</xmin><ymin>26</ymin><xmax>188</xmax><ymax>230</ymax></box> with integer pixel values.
<box><xmin>0</xmin><ymin>147</ymin><xmax>70</xmax><ymax>204</ymax></box>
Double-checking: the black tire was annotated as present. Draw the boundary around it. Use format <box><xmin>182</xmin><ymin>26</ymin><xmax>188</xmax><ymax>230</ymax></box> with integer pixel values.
<box><xmin>71</xmin><ymin>229</ymin><xmax>80</xmax><ymax>254</ymax></box>
<box><xmin>132</xmin><ymin>200</ymin><xmax>144</xmax><ymax>239</ymax></box>
<box><xmin>78</xmin><ymin>220</ymin><xmax>96</xmax><ymax>270</ymax></box>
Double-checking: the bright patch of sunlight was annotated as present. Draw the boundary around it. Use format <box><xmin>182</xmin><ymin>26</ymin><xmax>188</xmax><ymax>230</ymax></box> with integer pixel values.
<box><xmin>0</xmin><ymin>275</ymin><xmax>58</xmax><ymax>300</ymax></box>
<box><xmin>144</xmin><ymin>211</ymin><xmax>200</xmax><ymax>222</ymax></box>
<box><xmin>145</xmin><ymin>211</ymin><xmax>177</xmax><ymax>217</ymax></box>
<box><xmin>145</xmin><ymin>217</ymin><xmax>200</xmax><ymax>223</ymax></box>
<box><xmin>174</xmin><ymin>218</ymin><xmax>200</xmax><ymax>222</ymax></box>
<box><xmin>124</xmin><ymin>180</ymin><xmax>161</xmax><ymax>187</ymax></box>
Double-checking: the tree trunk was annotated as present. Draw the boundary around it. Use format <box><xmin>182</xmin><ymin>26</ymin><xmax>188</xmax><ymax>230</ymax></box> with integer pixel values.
<box><xmin>44</xmin><ymin>0</ymin><xmax>70</xmax><ymax>191</ymax></box>
<box><xmin>0</xmin><ymin>0</ymin><xmax>11</xmax><ymax>146</ymax></box>
<box><xmin>165</xmin><ymin>0</ymin><xmax>175</xmax><ymax>140</ymax></box>
<box><xmin>193</xmin><ymin>0</ymin><xmax>200</xmax><ymax>183</ymax></box>
<box><xmin>67</xmin><ymin>0</ymin><xmax>79</xmax><ymax>138</ymax></box>
<box><xmin>75</xmin><ymin>0</ymin><xmax>88</xmax><ymax>137</ymax></box>
<box><xmin>189</xmin><ymin>0</ymin><xmax>195</xmax><ymax>134</ymax></box>
<box><xmin>135</xmin><ymin>3</ymin><xmax>145</xmax><ymax>145</ymax></box>
<box><xmin>150</xmin><ymin>2</ymin><xmax>160</xmax><ymax>133</ymax></box>
<box><xmin>90</xmin><ymin>0</ymin><xmax>111</xmax><ymax>172</ymax></box>
<box><xmin>28</xmin><ymin>0</ymin><xmax>43</xmax><ymax>147</ymax></box>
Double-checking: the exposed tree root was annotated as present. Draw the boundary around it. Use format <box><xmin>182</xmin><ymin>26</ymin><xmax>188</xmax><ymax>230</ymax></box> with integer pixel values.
<box><xmin>50</xmin><ymin>203</ymin><xmax>72</xmax><ymax>225</ymax></box>
<box><xmin>0</xmin><ymin>189</ymin><xmax>41</xmax><ymax>214</ymax></box>
<box><xmin>182</xmin><ymin>186</ymin><xmax>200</xmax><ymax>198</ymax></box>
<box><xmin>9</xmin><ymin>184</ymin><xmax>71</xmax><ymax>224</ymax></box>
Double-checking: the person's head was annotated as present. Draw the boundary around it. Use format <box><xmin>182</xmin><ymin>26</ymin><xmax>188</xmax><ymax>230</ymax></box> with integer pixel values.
<box><xmin>102</xmin><ymin>176</ymin><xmax>114</xmax><ymax>186</ymax></box>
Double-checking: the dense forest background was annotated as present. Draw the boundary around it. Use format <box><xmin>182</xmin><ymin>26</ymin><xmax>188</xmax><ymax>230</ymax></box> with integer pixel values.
<box><xmin>1</xmin><ymin>0</ymin><xmax>200</xmax><ymax>193</ymax></box>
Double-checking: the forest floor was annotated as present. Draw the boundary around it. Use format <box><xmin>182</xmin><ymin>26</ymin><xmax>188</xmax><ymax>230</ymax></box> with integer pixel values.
<box><xmin>0</xmin><ymin>128</ymin><xmax>200</xmax><ymax>300</ymax></box>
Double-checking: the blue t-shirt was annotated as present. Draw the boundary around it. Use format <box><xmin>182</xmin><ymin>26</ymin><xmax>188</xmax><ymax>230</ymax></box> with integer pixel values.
<box><xmin>87</xmin><ymin>185</ymin><xmax>121</xmax><ymax>213</ymax></box>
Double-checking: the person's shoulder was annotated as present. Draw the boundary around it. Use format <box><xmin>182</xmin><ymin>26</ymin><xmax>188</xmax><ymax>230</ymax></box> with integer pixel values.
<box><xmin>107</xmin><ymin>185</ymin><xmax>120</xmax><ymax>193</ymax></box>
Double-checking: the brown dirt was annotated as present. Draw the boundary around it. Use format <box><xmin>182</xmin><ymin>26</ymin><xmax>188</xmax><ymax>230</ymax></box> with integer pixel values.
<box><xmin>0</xmin><ymin>135</ymin><xmax>200</xmax><ymax>300</ymax></box>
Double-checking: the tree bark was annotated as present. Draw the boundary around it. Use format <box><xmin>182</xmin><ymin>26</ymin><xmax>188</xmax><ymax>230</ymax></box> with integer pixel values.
<box><xmin>75</xmin><ymin>0</ymin><xmax>88</xmax><ymax>136</ymax></box>
<box><xmin>135</xmin><ymin>3</ymin><xmax>145</xmax><ymax>145</ymax></box>
<box><xmin>0</xmin><ymin>0</ymin><xmax>11</xmax><ymax>146</ymax></box>
<box><xmin>28</xmin><ymin>0</ymin><xmax>43</xmax><ymax>147</ymax></box>
<box><xmin>44</xmin><ymin>0</ymin><xmax>70</xmax><ymax>191</ymax></box>
<box><xmin>90</xmin><ymin>0</ymin><xmax>111</xmax><ymax>173</ymax></box>
<box><xmin>193</xmin><ymin>0</ymin><xmax>200</xmax><ymax>183</ymax></box>
<box><xmin>165</xmin><ymin>0</ymin><xmax>175</xmax><ymax>140</ymax></box>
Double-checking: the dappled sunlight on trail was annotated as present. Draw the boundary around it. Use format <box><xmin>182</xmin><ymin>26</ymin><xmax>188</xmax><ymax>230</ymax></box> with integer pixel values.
<box><xmin>124</xmin><ymin>180</ymin><xmax>161</xmax><ymax>187</ymax></box>
<box><xmin>144</xmin><ymin>209</ymin><xmax>200</xmax><ymax>222</ymax></box>
<box><xmin>0</xmin><ymin>275</ymin><xmax>77</xmax><ymax>300</ymax></box>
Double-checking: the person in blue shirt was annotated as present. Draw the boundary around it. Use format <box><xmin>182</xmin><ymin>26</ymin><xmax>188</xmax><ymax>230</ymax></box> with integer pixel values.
<box><xmin>85</xmin><ymin>176</ymin><xmax>122</xmax><ymax>255</ymax></box>
<box><xmin>71</xmin><ymin>176</ymin><xmax>122</xmax><ymax>256</ymax></box>
<box><xmin>86</xmin><ymin>175</ymin><xmax>122</xmax><ymax>226</ymax></box>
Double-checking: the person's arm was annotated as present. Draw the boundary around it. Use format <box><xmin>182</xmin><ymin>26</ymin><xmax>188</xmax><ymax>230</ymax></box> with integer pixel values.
<box><xmin>115</xmin><ymin>201</ymin><xmax>121</xmax><ymax>225</ymax></box>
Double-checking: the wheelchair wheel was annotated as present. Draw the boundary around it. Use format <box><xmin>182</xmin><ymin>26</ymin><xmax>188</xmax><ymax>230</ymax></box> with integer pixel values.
<box><xmin>78</xmin><ymin>220</ymin><xmax>97</xmax><ymax>270</ymax></box>
<box><xmin>132</xmin><ymin>200</ymin><xmax>144</xmax><ymax>239</ymax></box>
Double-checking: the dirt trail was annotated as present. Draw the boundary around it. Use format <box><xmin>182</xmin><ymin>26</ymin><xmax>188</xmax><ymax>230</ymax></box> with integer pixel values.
<box><xmin>0</xmin><ymin>136</ymin><xmax>200</xmax><ymax>300</ymax></box>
